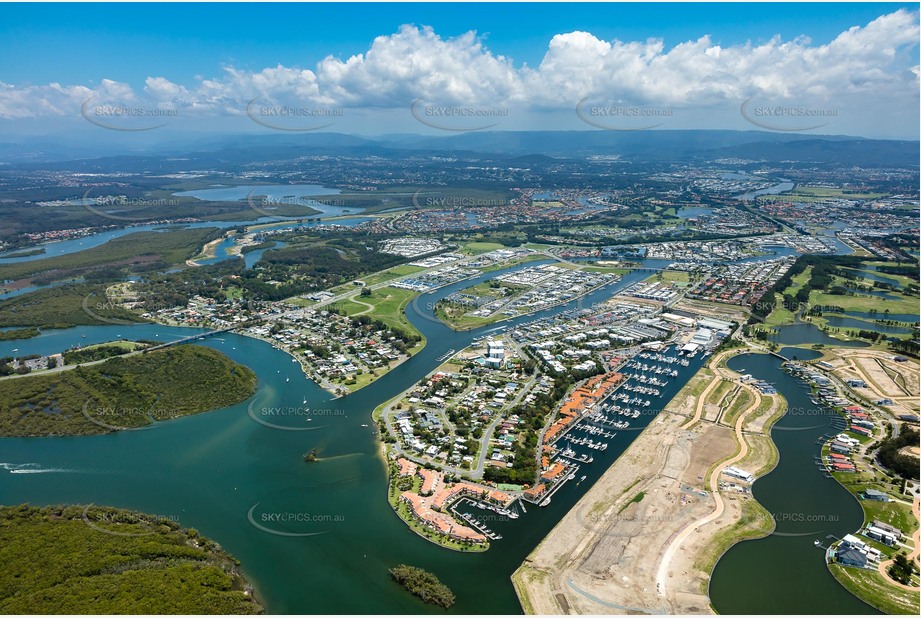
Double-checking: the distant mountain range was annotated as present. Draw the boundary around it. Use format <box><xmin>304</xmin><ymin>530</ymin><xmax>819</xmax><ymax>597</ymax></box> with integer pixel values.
<box><xmin>0</xmin><ymin>129</ymin><xmax>917</xmax><ymax>168</ymax></box>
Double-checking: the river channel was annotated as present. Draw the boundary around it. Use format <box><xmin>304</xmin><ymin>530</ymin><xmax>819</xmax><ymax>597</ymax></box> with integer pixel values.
<box><xmin>0</xmin><ymin>261</ymin><xmax>707</xmax><ymax>614</ymax></box>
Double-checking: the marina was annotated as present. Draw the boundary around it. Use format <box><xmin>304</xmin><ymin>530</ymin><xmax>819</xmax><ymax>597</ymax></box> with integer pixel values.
<box><xmin>0</xmin><ymin>262</ymin><xmax>706</xmax><ymax>614</ymax></box>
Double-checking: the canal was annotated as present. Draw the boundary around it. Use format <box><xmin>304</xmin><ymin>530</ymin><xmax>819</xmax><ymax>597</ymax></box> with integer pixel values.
<box><xmin>708</xmin><ymin>348</ymin><xmax>877</xmax><ymax>614</ymax></box>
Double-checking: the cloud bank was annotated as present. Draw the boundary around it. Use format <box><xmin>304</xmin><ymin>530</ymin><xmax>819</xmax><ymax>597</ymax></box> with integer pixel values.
<box><xmin>1</xmin><ymin>9</ymin><xmax>917</xmax><ymax>132</ymax></box>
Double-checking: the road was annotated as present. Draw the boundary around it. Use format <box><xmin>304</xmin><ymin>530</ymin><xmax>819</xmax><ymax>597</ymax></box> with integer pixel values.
<box><xmin>656</xmin><ymin>362</ymin><xmax>763</xmax><ymax>598</ymax></box>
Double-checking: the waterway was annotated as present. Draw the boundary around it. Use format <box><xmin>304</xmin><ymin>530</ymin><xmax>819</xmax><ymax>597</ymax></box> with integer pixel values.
<box><xmin>0</xmin><ymin>183</ymin><xmax>364</xmax><ymax>265</ymax></box>
<box><xmin>0</xmin><ymin>262</ymin><xmax>706</xmax><ymax>614</ymax></box>
<box><xmin>0</xmin><ymin>220</ymin><xmax>266</xmax><ymax>263</ymax></box>
<box><xmin>768</xmin><ymin>323</ymin><xmax>870</xmax><ymax>348</ymax></box>
<box><xmin>737</xmin><ymin>180</ymin><xmax>795</xmax><ymax>202</ymax></box>
<box><xmin>822</xmin><ymin>316</ymin><xmax>913</xmax><ymax>335</ymax></box>
<box><xmin>709</xmin><ymin>348</ymin><xmax>877</xmax><ymax>614</ymax></box>
<box><xmin>175</xmin><ymin>184</ymin><xmax>351</xmax><ymax>218</ymax></box>
<box><xmin>829</xmin><ymin>310</ymin><xmax>918</xmax><ymax>324</ymax></box>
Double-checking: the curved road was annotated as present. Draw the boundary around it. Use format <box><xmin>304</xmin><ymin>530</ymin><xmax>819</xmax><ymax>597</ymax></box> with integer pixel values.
<box><xmin>656</xmin><ymin>366</ymin><xmax>763</xmax><ymax>598</ymax></box>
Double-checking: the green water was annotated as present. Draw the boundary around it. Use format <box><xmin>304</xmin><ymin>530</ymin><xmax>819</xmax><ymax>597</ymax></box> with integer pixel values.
<box><xmin>708</xmin><ymin>349</ymin><xmax>877</xmax><ymax>614</ymax></box>
<box><xmin>0</xmin><ymin>264</ymin><xmax>712</xmax><ymax>613</ymax></box>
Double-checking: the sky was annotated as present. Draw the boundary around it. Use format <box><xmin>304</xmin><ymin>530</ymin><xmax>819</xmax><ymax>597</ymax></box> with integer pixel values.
<box><xmin>0</xmin><ymin>2</ymin><xmax>918</xmax><ymax>139</ymax></box>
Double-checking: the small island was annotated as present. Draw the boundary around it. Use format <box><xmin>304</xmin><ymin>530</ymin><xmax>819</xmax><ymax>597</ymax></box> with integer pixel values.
<box><xmin>0</xmin><ymin>327</ymin><xmax>40</xmax><ymax>341</ymax></box>
<box><xmin>0</xmin><ymin>345</ymin><xmax>257</xmax><ymax>436</ymax></box>
<box><xmin>0</xmin><ymin>504</ymin><xmax>262</xmax><ymax>614</ymax></box>
<box><xmin>388</xmin><ymin>564</ymin><xmax>456</xmax><ymax>608</ymax></box>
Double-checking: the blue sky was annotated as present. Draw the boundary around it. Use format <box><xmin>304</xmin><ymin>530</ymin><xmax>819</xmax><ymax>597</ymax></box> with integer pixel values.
<box><xmin>1</xmin><ymin>3</ymin><xmax>914</xmax><ymax>84</ymax></box>
<box><xmin>0</xmin><ymin>3</ymin><xmax>917</xmax><ymax>138</ymax></box>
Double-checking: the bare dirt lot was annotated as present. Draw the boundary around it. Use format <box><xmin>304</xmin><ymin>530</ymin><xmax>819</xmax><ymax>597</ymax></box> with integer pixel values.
<box><xmin>822</xmin><ymin>349</ymin><xmax>920</xmax><ymax>417</ymax></box>
<box><xmin>513</xmin><ymin>348</ymin><xmax>783</xmax><ymax>615</ymax></box>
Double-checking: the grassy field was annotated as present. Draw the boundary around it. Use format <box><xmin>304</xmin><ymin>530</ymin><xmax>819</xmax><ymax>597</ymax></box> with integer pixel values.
<box><xmin>790</xmin><ymin>186</ymin><xmax>888</xmax><ymax>200</ymax></box>
<box><xmin>762</xmin><ymin>267</ymin><xmax>814</xmax><ymax>327</ymax></box>
<box><xmin>359</xmin><ymin>264</ymin><xmax>425</xmax><ymax>287</ymax></box>
<box><xmin>829</xmin><ymin>564</ymin><xmax>919</xmax><ymax>615</ymax></box>
<box><xmin>810</xmin><ymin>289</ymin><xmax>919</xmax><ymax>315</ymax></box>
<box><xmin>707</xmin><ymin>380</ymin><xmax>735</xmax><ymax>408</ymax></box>
<box><xmin>333</xmin><ymin>286</ymin><xmax>422</xmax><ymax>339</ymax></box>
<box><xmin>0</xmin><ymin>504</ymin><xmax>260</xmax><ymax>614</ymax></box>
<box><xmin>435</xmin><ymin>303</ymin><xmax>502</xmax><ymax>331</ymax></box>
<box><xmin>463</xmin><ymin>241</ymin><xmax>507</xmax><ymax>255</ymax></box>
<box><xmin>719</xmin><ymin>386</ymin><xmax>754</xmax><ymax>428</ymax></box>
<box><xmin>684</xmin><ymin>368</ymin><xmax>716</xmax><ymax>400</ymax></box>
<box><xmin>644</xmin><ymin>270</ymin><xmax>690</xmax><ymax>285</ymax></box>
<box><xmin>858</xmin><ymin>498</ymin><xmax>917</xmax><ymax>535</ymax></box>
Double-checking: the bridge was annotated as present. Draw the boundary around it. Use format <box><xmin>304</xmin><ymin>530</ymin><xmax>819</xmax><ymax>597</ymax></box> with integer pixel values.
<box><xmin>142</xmin><ymin>323</ymin><xmax>257</xmax><ymax>353</ymax></box>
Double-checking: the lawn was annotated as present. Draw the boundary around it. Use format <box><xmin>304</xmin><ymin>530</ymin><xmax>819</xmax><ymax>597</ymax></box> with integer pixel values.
<box><xmin>791</xmin><ymin>186</ymin><xmax>888</xmax><ymax>200</ymax></box>
<box><xmin>78</xmin><ymin>339</ymin><xmax>142</xmax><ymax>353</ymax></box>
<box><xmin>644</xmin><ymin>270</ymin><xmax>690</xmax><ymax>285</ymax></box>
<box><xmin>335</xmin><ymin>286</ymin><xmax>421</xmax><ymax>337</ymax></box>
<box><xmin>360</xmin><ymin>264</ymin><xmax>425</xmax><ymax>287</ymax></box>
<box><xmin>809</xmin><ymin>288</ymin><xmax>919</xmax><ymax>315</ymax></box>
<box><xmin>463</xmin><ymin>241</ymin><xmax>506</xmax><ymax>255</ymax></box>
<box><xmin>858</xmin><ymin>497</ymin><xmax>918</xmax><ymax>536</ymax></box>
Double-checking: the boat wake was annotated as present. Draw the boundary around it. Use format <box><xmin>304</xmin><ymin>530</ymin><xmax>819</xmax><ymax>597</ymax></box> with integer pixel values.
<box><xmin>1</xmin><ymin>462</ymin><xmax>74</xmax><ymax>474</ymax></box>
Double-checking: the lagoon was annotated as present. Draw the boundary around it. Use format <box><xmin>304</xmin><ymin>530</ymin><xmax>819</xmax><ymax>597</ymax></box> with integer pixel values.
<box><xmin>709</xmin><ymin>350</ymin><xmax>876</xmax><ymax>614</ymax></box>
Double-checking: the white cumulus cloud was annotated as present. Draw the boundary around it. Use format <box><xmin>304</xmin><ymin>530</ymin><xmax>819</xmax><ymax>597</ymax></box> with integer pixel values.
<box><xmin>0</xmin><ymin>9</ymin><xmax>916</xmax><ymax>127</ymax></box>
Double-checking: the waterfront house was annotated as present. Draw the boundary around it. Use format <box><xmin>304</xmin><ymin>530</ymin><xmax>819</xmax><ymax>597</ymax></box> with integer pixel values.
<box><xmin>871</xmin><ymin>520</ymin><xmax>903</xmax><ymax>539</ymax></box>
<box><xmin>864</xmin><ymin>525</ymin><xmax>898</xmax><ymax>546</ymax></box>
<box><xmin>836</xmin><ymin>545</ymin><xmax>869</xmax><ymax>568</ymax></box>
<box><xmin>523</xmin><ymin>483</ymin><xmax>547</xmax><ymax>501</ymax></box>
<box><xmin>861</xmin><ymin>489</ymin><xmax>890</xmax><ymax>502</ymax></box>
<box><xmin>540</xmin><ymin>461</ymin><xmax>567</xmax><ymax>483</ymax></box>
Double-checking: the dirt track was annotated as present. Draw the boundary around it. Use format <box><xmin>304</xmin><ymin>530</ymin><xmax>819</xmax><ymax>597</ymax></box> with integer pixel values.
<box><xmin>513</xmin><ymin>348</ymin><xmax>782</xmax><ymax>615</ymax></box>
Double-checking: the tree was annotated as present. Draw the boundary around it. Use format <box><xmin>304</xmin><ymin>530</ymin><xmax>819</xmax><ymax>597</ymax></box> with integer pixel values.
<box><xmin>888</xmin><ymin>552</ymin><xmax>916</xmax><ymax>585</ymax></box>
